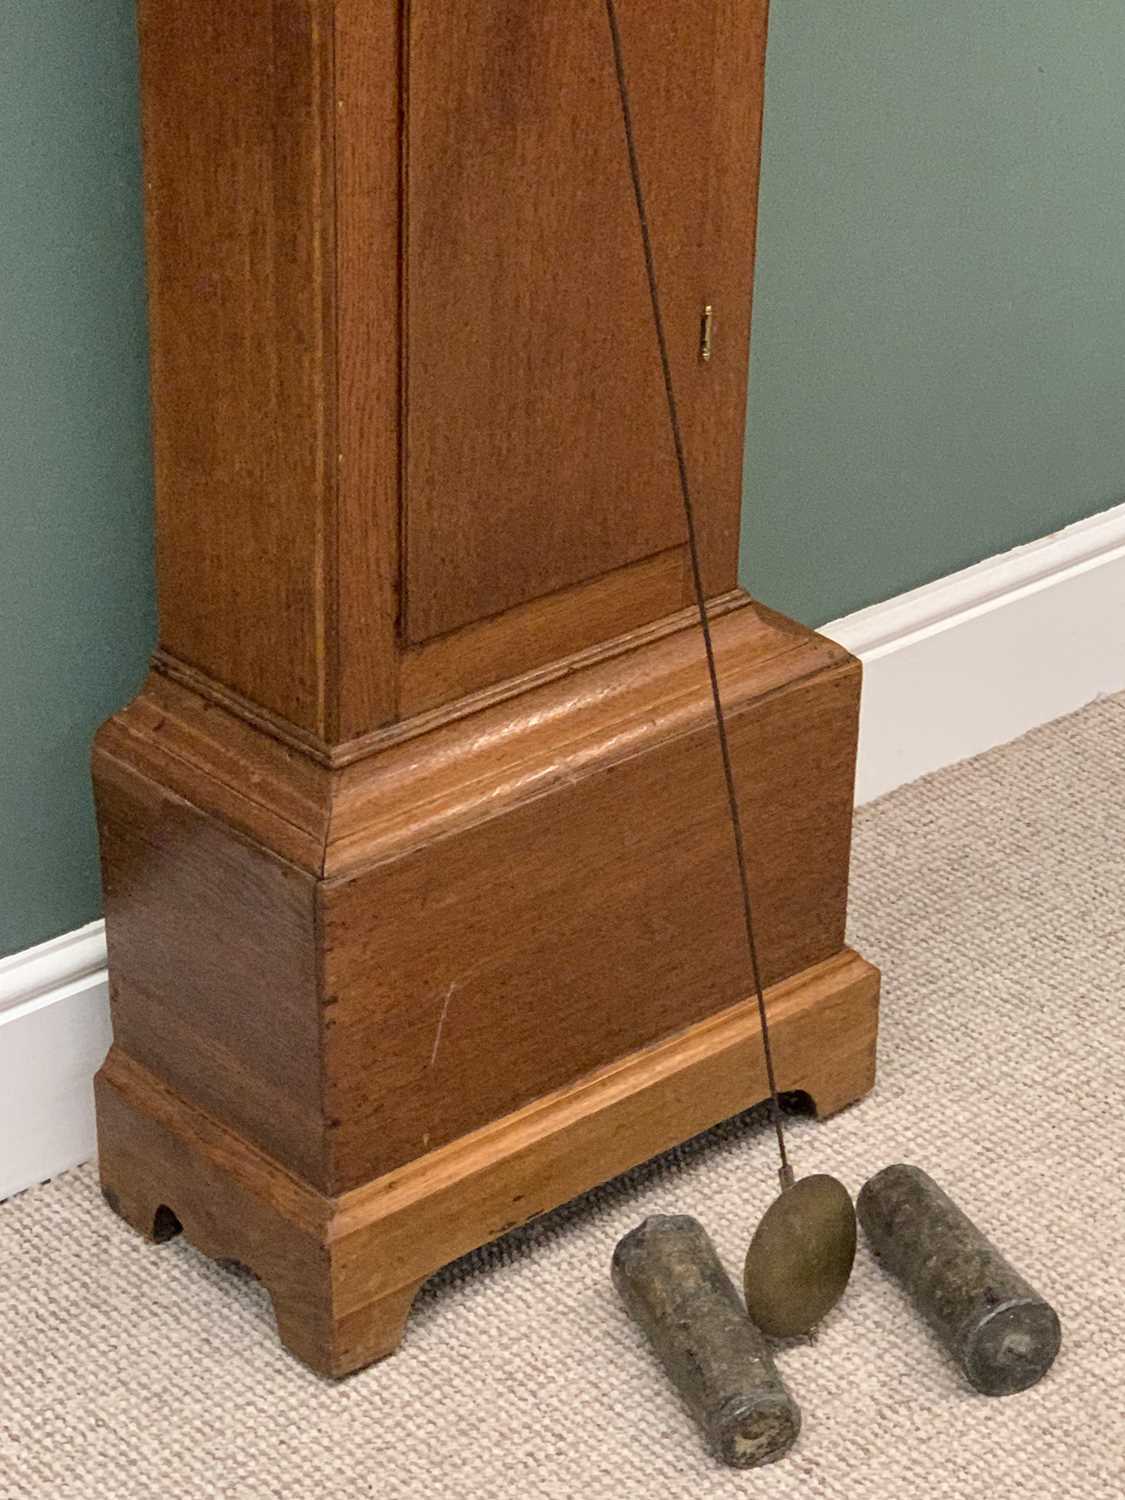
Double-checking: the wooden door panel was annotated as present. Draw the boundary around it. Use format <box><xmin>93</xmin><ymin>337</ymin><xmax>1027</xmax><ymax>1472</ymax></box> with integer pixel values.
<box><xmin>403</xmin><ymin>0</ymin><xmax>742</xmax><ymax>644</ymax></box>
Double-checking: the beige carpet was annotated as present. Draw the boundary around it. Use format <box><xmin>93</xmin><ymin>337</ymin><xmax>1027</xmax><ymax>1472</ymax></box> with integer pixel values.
<box><xmin>3</xmin><ymin>694</ymin><xmax>1125</xmax><ymax>1499</ymax></box>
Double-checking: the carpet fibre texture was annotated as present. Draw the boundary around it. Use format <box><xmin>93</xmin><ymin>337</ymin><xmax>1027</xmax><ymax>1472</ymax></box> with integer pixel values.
<box><xmin>3</xmin><ymin>695</ymin><xmax>1125</xmax><ymax>1498</ymax></box>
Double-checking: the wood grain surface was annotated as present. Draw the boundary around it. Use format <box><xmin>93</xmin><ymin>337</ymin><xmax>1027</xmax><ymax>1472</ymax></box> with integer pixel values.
<box><xmin>135</xmin><ymin>1</ymin><xmax>767</xmax><ymax>743</ymax></box>
<box><xmin>397</xmin><ymin>547</ymin><xmax>688</xmax><ymax>717</ymax></box>
<box><xmin>95</xmin><ymin>600</ymin><xmax>863</xmax><ymax>1195</ymax></box>
<box><xmin>402</xmin><ymin>0</ymin><xmax>762</xmax><ymax>641</ymax></box>
<box><xmin>93</xmin><ymin>751</ymin><xmax>327</xmax><ymax>1186</ymax></box>
<box><xmin>322</xmin><ymin>650</ymin><xmax>860</xmax><ymax>1187</ymax></box>
<box><xmin>138</xmin><ymin>0</ymin><xmax>337</xmax><ymax>736</ymax></box>
<box><xmin>333</xmin><ymin>0</ymin><xmax>403</xmax><ymax>737</ymax></box>
<box><xmin>96</xmin><ymin>948</ymin><xmax>878</xmax><ymax>1376</ymax></box>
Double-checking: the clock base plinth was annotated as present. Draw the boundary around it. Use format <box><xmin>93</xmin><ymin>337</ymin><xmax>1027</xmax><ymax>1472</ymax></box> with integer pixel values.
<box><xmin>95</xmin><ymin>948</ymin><xmax>878</xmax><ymax>1378</ymax></box>
<box><xmin>92</xmin><ymin>599</ymin><xmax>879</xmax><ymax>1374</ymax></box>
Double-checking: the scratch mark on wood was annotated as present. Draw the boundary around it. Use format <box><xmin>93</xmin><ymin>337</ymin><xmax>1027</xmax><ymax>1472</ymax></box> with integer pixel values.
<box><xmin>429</xmin><ymin>982</ymin><xmax>457</xmax><ymax>1069</ymax></box>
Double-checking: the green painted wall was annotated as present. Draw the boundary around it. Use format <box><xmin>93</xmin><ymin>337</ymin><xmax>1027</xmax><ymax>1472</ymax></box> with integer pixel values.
<box><xmin>741</xmin><ymin>1</ymin><xmax>1125</xmax><ymax>622</ymax></box>
<box><xmin>1</xmin><ymin>3</ymin><xmax>153</xmax><ymax>957</ymax></box>
<box><xmin>3</xmin><ymin>1</ymin><xmax>1124</xmax><ymax>956</ymax></box>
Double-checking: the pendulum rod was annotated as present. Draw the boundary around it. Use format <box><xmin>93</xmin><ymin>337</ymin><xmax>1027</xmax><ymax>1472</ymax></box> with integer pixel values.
<box><xmin>603</xmin><ymin>0</ymin><xmax>793</xmax><ymax>1191</ymax></box>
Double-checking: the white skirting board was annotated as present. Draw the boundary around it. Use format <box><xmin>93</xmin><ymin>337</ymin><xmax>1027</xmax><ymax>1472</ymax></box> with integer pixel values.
<box><xmin>820</xmin><ymin>502</ymin><xmax>1125</xmax><ymax>804</ymax></box>
<box><xmin>0</xmin><ymin>924</ymin><xmax>111</xmax><ymax>1202</ymax></box>
<box><xmin>2</xmin><ymin>500</ymin><xmax>1124</xmax><ymax>1200</ymax></box>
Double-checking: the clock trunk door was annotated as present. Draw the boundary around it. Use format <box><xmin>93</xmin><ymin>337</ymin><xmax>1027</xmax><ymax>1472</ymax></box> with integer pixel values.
<box><xmin>402</xmin><ymin>0</ymin><xmax>758</xmax><ymax>645</ymax></box>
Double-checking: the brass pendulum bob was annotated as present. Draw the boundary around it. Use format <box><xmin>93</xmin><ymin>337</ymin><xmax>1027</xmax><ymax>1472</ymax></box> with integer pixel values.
<box><xmin>744</xmin><ymin>1172</ymin><xmax>857</xmax><ymax>1339</ymax></box>
<box><xmin>605</xmin><ymin>0</ymin><xmax>856</xmax><ymax>1337</ymax></box>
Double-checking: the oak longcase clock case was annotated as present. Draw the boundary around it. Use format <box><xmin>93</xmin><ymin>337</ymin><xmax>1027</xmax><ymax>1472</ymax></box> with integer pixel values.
<box><xmin>93</xmin><ymin>0</ymin><xmax>880</xmax><ymax>1376</ymax></box>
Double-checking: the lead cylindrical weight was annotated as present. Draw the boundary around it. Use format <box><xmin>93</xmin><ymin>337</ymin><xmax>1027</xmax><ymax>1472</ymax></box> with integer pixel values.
<box><xmin>857</xmin><ymin>1164</ymin><xmax>1061</xmax><ymax>1396</ymax></box>
<box><xmin>612</xmin><ymin>1214</ymin><xmax>800</xmax><ymax>1468</ymax></box>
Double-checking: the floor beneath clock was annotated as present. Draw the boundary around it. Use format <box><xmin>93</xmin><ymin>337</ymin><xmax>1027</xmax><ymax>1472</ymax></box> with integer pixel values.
<box><xmin>3</xmin><ymin>692</ymin><xmax>1125</xmax><ymax>1500</ymax></box>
